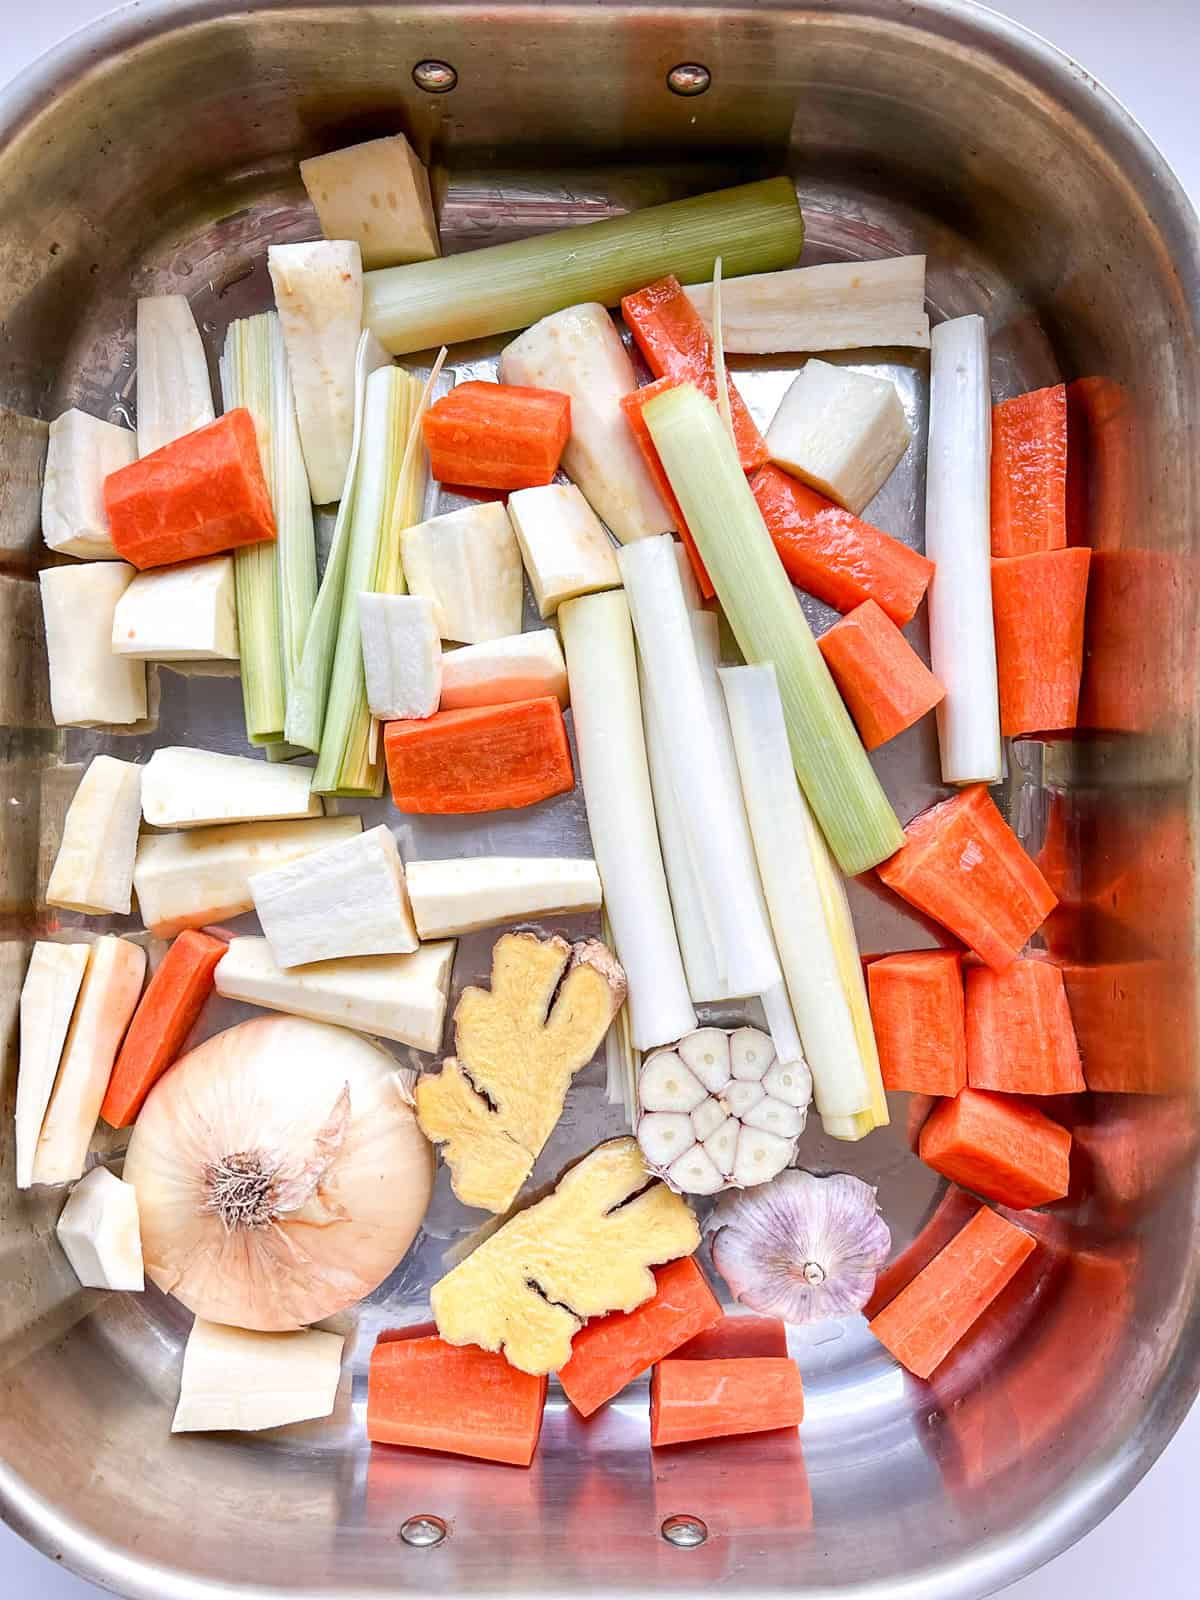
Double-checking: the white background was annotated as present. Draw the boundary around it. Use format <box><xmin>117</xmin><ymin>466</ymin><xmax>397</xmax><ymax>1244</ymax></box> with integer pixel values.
<box><xmin>1</xmin><ymin>0</ymin><xmax>1198</xmax><ymax>1595</ymax></box>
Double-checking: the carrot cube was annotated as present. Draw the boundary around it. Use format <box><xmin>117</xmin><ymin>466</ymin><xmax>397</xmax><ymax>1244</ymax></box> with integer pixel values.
<box><xmin>919</xmin><ymin>1087</ymin><xmax>1072</xmax><ymax>1209</ymax></box>
<box><xmin>383</xmin><ymin>696</ymin><xmax>574</xmax><ymax>815</ymax></box>
<box><xmin>650</xmin><ymin>1356</ymin><xmax>804</xmax><ymax>1447</ymax></box>
<box><xmin>992</xmin><ymin>547</ymin><xmax>1090</xmax><ymax>736</ymax></box>
<box><xmin>818</xmin><ymin>600</ymin><xmax>944</xmax><ymax>750</ymax></box>
<box><xmin>990</xmin><ymin>384</ymin><xmax>1068</xmax><ymax>557</ymax></box>
<box><xmin>867</xmin><ymin>949</ymin><xmax>966</xmax><ymax>1096</ymax></box>
<box><xmin>421</xmin><ymin>381</ymin><xmax>571</xmax><ymax>492</ymax></box>
<box><xmin>965</xmin><ymin>957</ymin><xmax>1085</xmax><ymax>1095</ymax></box>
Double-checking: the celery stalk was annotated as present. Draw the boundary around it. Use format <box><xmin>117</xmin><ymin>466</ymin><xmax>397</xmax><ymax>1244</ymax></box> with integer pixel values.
<box><xmin>642</xmin><ymin>383</ymin><xmax>903</xmax><ymax>876</ymax></box>
<box><xmin>364</xmin><ymin>178</ymin><xmax>803</xmax><ymax>354</ymax></box>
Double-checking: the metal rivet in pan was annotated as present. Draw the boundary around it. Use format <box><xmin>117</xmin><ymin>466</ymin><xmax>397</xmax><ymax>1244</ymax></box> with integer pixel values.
<box><xmin>666</xmin><ymin>63</ymin><xmax>712</xmax><ymax>97</ymax></box>
<box><xmin>413</xmin><ymin>60</ymin><xmax>458</xmax><ymax>93</ymax></box>
<box><xmin>660</xmin><ymin>1513</ymin><xmax>709</xmax><ymax>1548</ymax></box>
<box><xmin>400</xmin><ymin>1515</ymin><xmax>448</xmax><ymax>1548</ymax></box>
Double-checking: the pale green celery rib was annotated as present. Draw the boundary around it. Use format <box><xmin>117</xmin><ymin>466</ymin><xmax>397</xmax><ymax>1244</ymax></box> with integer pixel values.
<box><xmin>363</xmin><ymin>178</ymin><xmax>804</xmax><ymax>354</ymax></box>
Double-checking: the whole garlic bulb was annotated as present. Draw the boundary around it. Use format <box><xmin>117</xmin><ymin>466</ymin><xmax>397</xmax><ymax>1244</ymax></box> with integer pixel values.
<box><xmin>124</xmin><ymin>1016</ymin><xmax>434</xmax><ymax>1331</ymax></box>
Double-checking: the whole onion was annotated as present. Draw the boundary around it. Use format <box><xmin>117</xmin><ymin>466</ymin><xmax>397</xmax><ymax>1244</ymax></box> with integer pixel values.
<box><xmin>124</xmin><ymin>1016</ymin><xmax>434</xmax><ymax>1331</ymax></box>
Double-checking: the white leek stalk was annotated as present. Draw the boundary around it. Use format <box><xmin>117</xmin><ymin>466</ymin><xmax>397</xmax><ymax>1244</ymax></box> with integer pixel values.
<box><xmin>140</xmin><ymin>747</ymin><xmax>320</xmax><ymax>829</ymax></box>
<box><xmin>558</xmin><ymin>591</ymin><xmax>696</xmax><ymax>1051</ymax></box>
<box><xmin>173</xmin><ymin>1318</ymin><xmax>344</xmax><ymax>1433</ymax></box>
<box><xmin>926</xmin><ymin>314</ymin><xmax>1001</xmax><ymax>784</ymax></box>
<box><xmin>602</xmin><ymin>910</ymin><xmax>641</xmax><ymax>1126</ymax></box>
<box><xmin>41</xmin><ymin>408</ymin><xmax>136</xmax><ymax>558</ymax></box>
<box><xmin>46</xmin><ymin>755</ymin><xmax>141</xmax><ymax>915</ymax></box>
<box><xmin>56</xmin><ymin>1166</ymin><xmax>145</xmax><ymax>1291</ymax></box>
<box><xmin>16</xmin><ymin>942</ymin><xmax>90</xmax><ymax>1189</ymax></box>
<box><xmin>720</xmin><ymin>663</ymin><xmax>888</xmax><ymax>1140</ymax></box>
<box><xmin>39</xmin><ymin>563</ymin><xmax>147</xmax><ymax>728</ymax></box>
<box><xmin>136</xmin><ymin>295</ymin><xmax>215</xmax><ymax>457</ymax></box>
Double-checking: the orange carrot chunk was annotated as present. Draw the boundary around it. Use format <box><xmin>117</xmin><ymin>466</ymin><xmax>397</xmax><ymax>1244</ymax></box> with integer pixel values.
<box><xmin>867</xmin><ymin>949</ymin><xmax>966</xmax><ymax>1096</ymax></box>
<box><xmin>620</xmin><ymin>277</ymin><xmax>767</xmax><ymax>473</ymax></box>
<box><xmin>991</xmin><ymin>548</ymin><xmax>1091</xmax><ymax>737</ymax></box>
<box><xmin>620</xmin><ymin>379</ymin><xmax>714</xmax><ymax>598</ymax></box>
<box><xmin>876</xmin><ymin>785</ymin><xmax>1057</xmax><ymax>973</ymax></box>
<box><xmin>383</xmin><ymin>695</ymin><xmax>574</xmax><ymax>814</ymax></box>
<box><xmin>751</xmin><ymin>465</ymin><xmax>933</xmax><ymax>626</ymax></box>
<box><xmin>864</xmin><ymin>1183</ymin><xmax>980</xmax><ymax>1320</ymax></box>
<box><xmin>672</xmin><ymin>1314</ymin><xmax>789</xmax><ymax>1361</ymax></box>
<box><xmin>650</xmin><ymin>1356</ymin><xmax>804</xmax><ymax>1447</ymax></box>
<box><xmin>558</xmin><ymin>1257</ymin><xmax>722</xmax><ymax>1418</ymax></box>
<box><xmin>919</xmin><ymin>1088</ymin><xmax>1072</xmax><ymax>1209</ymax></box>
<box><xmin>421</xmin><ymin>381</ymin><xmax>571</xmax><ymax>492</ymax></box>
<box><xmin>367</xmin><ymin>1333</ymin><xmax>548</xmax><ymax>1467</ymax></box>
<box><xmin>965</xmin><ymin>958</ymin><xmax>1085</xmax><ymax>1095</ymax></box>
<box><xmin>990</xmin><ymin>384</ymin><xmax>1068</xmax><ymax>557</ymax></box>
<box><xmin>818</xmin><ymin>600</ymin><xmax>945</xmax><ymax>750</ymax></box>
<box><xmin>101</xmin><ymin>930</ymin><xmax>225</xmax><ymax>1128</ymax></box>
<box><xmin>868</xmin><ymin>1206</ymin><xmax>1036</xmax><ymax>1379</ymax></box>
<box><xmin>104</xmin><ymin>409</ymin><xmax>276</xmax><ymax>570</ymax></box>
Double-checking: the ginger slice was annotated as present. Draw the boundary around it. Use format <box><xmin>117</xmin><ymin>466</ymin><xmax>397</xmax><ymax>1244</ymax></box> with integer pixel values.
<box><xmin>431</xmin><ymin>1137</ymin><xmax>700</xmax><ymax>1374</ymax></box>
<box><xmin>416</xmin><ymin>932</ymin><xmax>627</xmax><ymax>1213</ymax></box>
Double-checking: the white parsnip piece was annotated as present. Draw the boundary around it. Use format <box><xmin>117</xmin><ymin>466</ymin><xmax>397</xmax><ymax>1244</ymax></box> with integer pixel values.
<box><xmin>111</xmin><ymin>557</ymin><xmax>238</xmax><ymax>661</ymax></box>
<box><xmin>56</xmin><ymin>1167</ymin><xmax>145</xmax><ymax>1291</ymax></box>
<box><xmin>16</xmin><ymin>942</ymin><xmax>90</xmax><ymax>1190</ymax></box>
<box><xmin>172</xmin><ymin>1318</ymin><xmax>344</xmax><ymax>1433</ymax></box>
<box><xmin>301</xmin><ymin>135</ymin><xmax>440</xmax><ymax>270</ymax></box>
<box><xmin>440</xmin><ymin>630</ymin><xmax>567</xmax><ymax>710</ymax></box>
<box><xmin>42</xmin><ymin>408</ymin><xmax>137</xmax><ymax>558</ymax></box>
<box><xmin>39</xmin><ymin>563</ymin><xmax>147</xmax><ymax>727</ymax></box>
<box><xmin>141</xmin><ymin>747</ymin><xmax>320</xmax><ymax>829</ymax></box>
<box><xmin>507</xmin><ymin>482</ymin><xmax>620</xmax><ymax>617</ymax></box>
<box><xmin>357</xmin><ymin>592</ymin><xmax>442</xmax><ymax>719</ymax></box>
<box><xmin>46</xmin><ymin>755</ymin><xmax>142</xmax><ymax>915</ymax></box>
<box><xmin>136</xmin><ymin>295</ymin><xmax>216</xmax><ymax>458</ymax></box>
<box><xmin>400</xmin><ymin>502</ymin><xmax>523</xmax><ymax>644</ymax></box>
<box><xmin>765</xmin><ymin>359</ymin><xmax>911</xmax><ymax>515</ymax></box>
<box><xmin>404</xmin><ymin>856</ymin><xmax>600</xmax><ymax>939</ymax></box>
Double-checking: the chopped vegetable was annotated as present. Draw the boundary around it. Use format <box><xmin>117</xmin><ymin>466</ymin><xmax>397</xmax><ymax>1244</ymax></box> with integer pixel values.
<box><xmin>135</xmin><ymin>295</ymin><xmax>215</xmax><ymax>458</ymax></box>
<box><xmin>384</xmin><ymin>696</ymin><xmax>574</xmax><ymax>814</ymax></box>
<box><xmin>602</xmin><ymin>906</ymin><xmax>642</xmax><ymax>1127</ymax></box>
<box><xmin>818</xmin><ymin>599</ymin><xmax>944</xmax><ymax>749</ymax></box>
<box><xmin>401</xmin><ymin>501</ymin><xmax>523</xmax><ymax>644</ymax></box>
<box><xmin>673</xmin><ymin>1314</ymin><xmax>788</xmax><ymax>1360</ymax></box>
<box><xmin>866</xmin><ymin>949</ymin><xmax>966</xmax><ymax>1096</ymax></box>
<box><xmin>33</xmin><ymin>936</ymin><xmax>145</xmax><ymax>1186</ymax></box>
<box><xmin>868</xmin><ymin>1205</ymin><xmax>1035</xmax><ymax>1379</ymax></box>
<box><xmin>765</xmin><ymin>360</ymin><xmax>911</xmax><ymax>515</ymax></box>
<box><xmin>173</xmin><ymin>1318</ymin><xmax>344</xmax><ymax>1433</ymax></box>
<box><xmin>111</xmin><ymin>555</ymin><xmax>238</xmax><ymax>661</ymax></box>
<box><xmin>621</xmin><ymin>276</ymin><xmax>767</xmax><ymax>472</ymax></box>
<box><xmin>421</xmin><ymin>380</ymin><xmax>570</xmax><ymax>490</ymax></box>
<box><xmin>440</xmin><ymin>629</ymin><xmax>568</xmax><ymax>710</ymax></box>
<box><xmin>710</xmin><ymin>1169</ymin><xmax>891</xmax><ymax>1324</ymax></box>
<box><xmin>559</xmin><ymin>590</ymin><xmax>696</xmax><ymax>1051</ymax></box>
<box><xmin>990</xmin><ymin>384</ymin><xmax>1068</xmax><ymax>556</ymax></box>
<box><xmin>877</xmin><ymin>785</ymin><xmax>1057</xmax><ymax>972</ymax></box>
<box><xmin>141</xmin><ymin>747</ymin><xmax>319</xmax><ymax>829</ymax></box>
<box><xmin>500</xmin><ymin>302</ymin><xmax>676</xmax><ymax>543</ymax></box>
<box><xmin>417</xmin><ymin>933</ymin><xmax>626</xmax><ymax>1212</ymax></box>
<box><xmin>751</xmin><ymin>465</ymin><xmax>933</xmax><ymax>626</ymax></box>
<box><xmin>102</xmin><ymin>930</ymin><xmax>226</xmax><ymax>1128</ymax></box>
<box><xmin>42</xmin><ymin>408</ymin><xmax>136</xmax><ymax>558</ymax></box>
<box><xmin>56</xmin><ymin>1166</ymin><xmax>144</xmax><ymax>1291</ymax></box>
<box><xmin>965</xmin><ymin>958</ymin><xmax>1085</xmax><ymax>1095</ymax></box>
<box><xmin>404</xmin><ymin>856</ymin><xmax>601</xmax><ymax>938</ymax></box>
<box><xmin>721</xmin><ymin>663</ymin><xmax>889</xmax><ymax>1140</ymax></box>
<box><xmin>619</xmin><ymin>379</ymin><xmax>713</xmax><ymax>596</ymax></box>
<box><xmin>991</xmin><ymin>547</ymin><xmax>1091</xmax><ymax>736</ymax></box>
<box><xmin>507</xmin><ymin>482</ymin><xmax>621</xmax><ymax>616</ymax></box>
<box><xmin>39</xmin><ymin>562</ymin><xmax>147</xmax><ymax>727</ymax></box>
<box><xmin>645</xmin><ymin>384</ymin><xmax>903</xmax><ymax>874</ymax></box>
<box><xmin>365</xmin><ymin>178</ymin><xmax>804</xmax><ymax>353</ymax></box>
<box><xmin>925</xmin><ymin>314</ymin><xmax>1001</xmax><ymax>784</ymax></box>
<box><xmin>133</xmin><ymin>814</ymin><xmax>362</xmax><ymax>937</ymax></box>
<box><xmin>433</xmin><ymin>1137</ymin><xmax>699</xmax><ymax>1374</ymax></box>
<box><xmin>650</xmin><ymin>1356</ymin><xmax>804</xmax><ymax>1446</ymax></box>
<box><xmin>358</xmin><ymin>592</ymin><xmax>441</xmax><ymax>719</ymax></box>
<box><xmin>125</xmin><ymin>1015</ymin><xmax>433</xmax><ymax>1329</ymax></box>
<box><xmin>105</xmin><ymin>409</ymin><xmax>277</xmax><ymax>570</ymax></box>
<box><xmin>250</xmin><ymin>823</ymin><xmax>418</xmax><ymax>968</ymax></box>
<box><xmin>46</xmin><ymin>755</ymin><xmax>142</xmax><ymax>915</ymax></box>
<box><xmin>558</xmin><ymin>1257</ymin><xmax>723</xmax><ymax>1418</ymax></box>
<box><xmin>214</xmin><ymin>936</ymin><xmax>454</xmax><ymax>1052</ymax></box>
<box><xmin>919</xmin><ymin>1088</ymin><xmax>1072</xmax><ymax>1209</ymax></box>
<box><xmin>368</xmin><ymin>1332</ymin><xmax>547</xmax><ymax>1466</ymax></box>
<box><xmin>16</xmin><ymin>942</ymin><xmax>90</xmax><ymax>1189</ymax></box>
<box><xmin>863</xmin><ymin>1184</ymin><xmax>980</xmax><ymax>1321</ymax></box>
<box><xmin>268</xmin><ymin>240</ymin><xmax>363</xmax><ymax>504</ymax></box>
<box><xmin>300</xmin><ymin>134</ymin><xmax>439</xmax><ymax>269</ymax></box>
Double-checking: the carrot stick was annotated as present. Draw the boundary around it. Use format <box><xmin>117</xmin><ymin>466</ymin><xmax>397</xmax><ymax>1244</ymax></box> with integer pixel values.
<box><xmin>620</xmin><ymin>277</ymin><xmax>767</xmax><ymax>472</ymax></box>
<box><xmin>751</xmin><ymin>465</ymin><xmax>933</xmax><ymax>625</ymax></box>
<box><xmin>965</xmin><ymin>957</ymin><xmax>1085</xmax><ymax>1095</ymax></box>
<box><xmin>383</xmin><ymin>695</ymin><xmax>574</xmax><ymax>814</ymax></box>
<box><xmin>818</xmin><ymin>599</ymin><xmax>944</xmax><ymax>749</ymax></box>
<box><xmin>620</xmin><ymin>379</ymin><xmax>714</xmax><ymax>597</ymax></box>
<box><xmin>104</xmin><ymin>409</ymin><xmax>276</xmax><ymax>570</ymax></box>
<box><xmin>557</xmin><ymin>1257</ymin><xmax>722</xmax><ymax>1418</ymax></box>
<box><xmin>650</xmin><ymin>1356</ymin><xmax>804</xmax><ymax>1447</ymax></box>
<box><xmin>671</xmin><ymin>1313</ymin><xmax>788</xmax><ymax>1361</ymax></box>
<box><xmin>919</xmin><ymin>1087</ymin><xmax>1072</xmax><ymax>1209</ymax></box>
<box><xmin>876</xmin><ymin>785</ymin><xmax>1057</xmax><ymax>972</ymax></box>
<box><xmin>868</xmin><ymin>1205</ymin><xmax>1036</xmax><ymax>1379</ymax></box>
<box><xmin>991</xmin><ymin>548</ymin><xmax>1090</xmax><ymax>736</ymax></box>
<box><xmin>989</xmin><ymin>384</ymin><xmax>1068</xmax><ymax>556</ymax></box>
<box><xmin>867</xmin><ymin>949</ymin><xmax>966</xmax><ymax>1096</ymax></box>
<box><xmin>367</xmin><ymin>1333</ymin><xmax>548</xmax><ymax>1467</ymax></box>
<box><xmin>422</xmin><ymin>381</ymin><xmax>571</xmax><ymax>492</ymax></box>
<box><xmin>101</xmin><ymin>930</ymin><xmax>225</xmax><ymax>1128</ymax></box>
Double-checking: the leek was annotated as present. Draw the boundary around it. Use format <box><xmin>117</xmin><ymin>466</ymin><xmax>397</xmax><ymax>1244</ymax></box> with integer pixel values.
<box><xmin>364</xmin><ymin>178</ymin><xmax>804</xmax><ymax>354</ymax></box>
<box><xmin>721</xmin><ymin>663</ymin><xmax>888</xmax><ymax>1141</ymax></box>
<box><xmin>642</xmin><ymin>383</ymin><xmax>903</xmax><ymax>875</ymax></box>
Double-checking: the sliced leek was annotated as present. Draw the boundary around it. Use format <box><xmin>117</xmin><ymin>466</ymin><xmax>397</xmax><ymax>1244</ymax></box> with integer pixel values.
<box><xmin>642</xmin><ymin>383</ymin><xmax>903</xmax><ymax>875</ymax></box>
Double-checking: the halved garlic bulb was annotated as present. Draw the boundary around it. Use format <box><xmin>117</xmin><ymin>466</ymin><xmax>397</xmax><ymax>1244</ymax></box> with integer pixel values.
<box><xmin>636</xmin><ymin>1026</ymin><xmax>812</xmax><ymax>1194</ymax></box>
